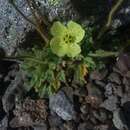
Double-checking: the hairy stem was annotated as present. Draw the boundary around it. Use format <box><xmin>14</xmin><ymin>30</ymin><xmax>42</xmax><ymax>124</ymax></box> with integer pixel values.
<box><xmin>88</xmin><ymin>51</ymin><xmax>118</xmax><ymax>58</ymax></box>
<box><xmin>97</xmin><ymin>0</ymin><xmax>124</xmax><ymax>39</ymax></box>
<box><xmin>31</xmin><ymin>0</ymin><xmax>49</xmax><ymax>26</ymax></box>
<box><xmin>26</xmin><ymin>0</ymin><xmax>49</xmax><ymax>43</ymax></box>
<box><xmin>9</xmin><ymin>0</ymin><xmax>49</xmax><ymax>44</ymax></box>
<box><xmin>4</xmin><ymin>55</ymin><xmax>46</xmax><ymax>65</ymax></box>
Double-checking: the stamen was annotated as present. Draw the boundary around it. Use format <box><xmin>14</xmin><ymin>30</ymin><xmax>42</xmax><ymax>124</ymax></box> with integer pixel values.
<box><xmin>63</xmin><ymin>34</ymin><xmax>74</xmax><ymax>44</ymax></box>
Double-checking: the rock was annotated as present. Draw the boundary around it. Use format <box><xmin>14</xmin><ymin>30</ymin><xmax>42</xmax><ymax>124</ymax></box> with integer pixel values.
<box><xmin>113</xmin><ymin>85</ymin><xmax>123</xmax><ymax>97</ymax></box>
<box><xmin>123</xmin><ymin>101</ymin><xmax>130</xmax><ymax>129</ymax></box>
<box><xmin>38</xmin><ymin>0</ymin><xmax>79</xmax><ymax>21</ymax></box>
<box><xmin>116</xmin><ymin>54</ymin><xmax>130</xmax><ymax>75</ymax></box>
<box><xmin>0</xmin><ymin>99</ymin><xmax>6</xmax><ymax>122</ymax></box>
<box><xmin>123</xmin><ymin>77</ymin><xmax>130</xmax><ymax>87</ymax></box>
<box><xmin>121</xmin><ymin>94</ymin><xmax>130</xmax><ymax>105</ymax></box>
<box><xmin>86</xmin><ymin>83</ymin><xmax>102</xmax><ymax>108</ymax></box>
<box><xmin>49</xmin><ymin>91</ymin><xmax>75</xmax><ymax>121</ymax></box>
<box><xmin>11</xmin><ymin>98</ymin><xmax>48</xmax><ymax>128</ymax></box>
<box><xmin>93</xmin><ymin>109</ymin><xmax>108</xmax><ymax>123</ymax></box>
<box><xmin>125</xmin><ymin>71</ymin><xmax>130</xmax><ymax>78</ymax></box>
<box><xmin>90</xmin><ymin>116</ymin><xmax>98</xmax><ymax>125</ymax></box>
<box><xmin>108</xmin><ymin>73</ymin><xmax>121</xmax><ymax>85</ymax></box>
<box><xmin>33</xmin><ymin>123</ymin><xmax>47</xmax><ymax>130</ymax></box>
<box><xmin>0</xmin><ymin>48</ymin><xmax>6</xmax><ymax>59</ymax></box>
<box><xmin>10</xmin><ymin>113</ymin><xmax>33</xmax><ymax>128</ymax></box>
<box><xmin>100</xmin><ymin>96</ymin><xmax>118</xmax><ymax>112</ymax></box>
<box><xmin>0</xmin><ymin>0</ymin><xmax>32</xmax><ymax>55</ymax></box>
<box><xmin>113</xmin><ymin>109</ymin><xmax>128</xmax><ymax>130</ymax></box>
<box><xmin>94</xmin><ymin>80</ymin><xmax>106</xmax><ymax>88</ymax></box>
<box><xmin>87</xmin><ymin>83</ymin><xmax>102</xmax><ymax>98</ymax></box>
<box><xmin>105</xmin><ymin>83</ymin><xmax>123</xmax><ymax>97</ymax></box>
<box><xmin>80</xmin><ymin>104</ymin><xmax>89</xmax><ymax>114</ymax></box>
<box><xmin>94</xmin><ymin>125</ymin><xmax>109</xmax><ymax>130</ymax></box>
<box><xmin>0</xmin><ymin>116</ymin><xmax>8</xmax><ymax>129</ymax></box>
<box><xmin>104</xmin><ymin>83</ymin><xmax>113</xmax><ymax>97</ymax></box>
<box><xmin>90</xmin><ymin>70</ymin><xmax>106</xmax><ymax>81</ymax></box>
<box><xmin>74</xmin><ymin>87</ymin><xmax>87</xmax><ymax>97</ymax></box>
<box><xmin>4</xmin><ymin>64</ymin><xmax>19</xmax><ymax>82</ymax></box>
<box><xmin>2</xmin><ymin>71</ymin><xmax>25</xmax><ymax>113</ymax></box>
<box><xmin>48</xmin><ymin>113</ymin><xmax>63</xmax><ymax>128</ymax></box>
<box><xmin>78</xmin><ymin>122</ymin><xmax>93</xmax><ymax>130</ymax></box>
<box><xmin>50</xmin><ymin>127</ymin><xmax>60</xmax><ymax>130</ymax></box>
<box><xmin>80</xmin><ymin>113</ymin><xmax>89</xmax><ymax>122</ymax></box>
<box><xmin>63</xmin><ymin>121</ymin><xmax>76</xmax><ymax>130</ymax></box>
<box><xmin>61</xmin><ymin>87</ymin><xmax>74</xmax><ymax>103</ymax></box>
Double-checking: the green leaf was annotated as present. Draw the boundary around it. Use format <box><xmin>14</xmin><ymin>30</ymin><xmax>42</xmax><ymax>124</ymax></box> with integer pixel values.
<box><xmin>39</xmin><ymin>84</ymin><xmax>48</xmax><ymax>98</ymax></box>
<box><xmin>57</xmin><ymin>70</ymin><xmax>66</xmax><ymax>82</ymax></box>
<box><xmin>52</xmin><ymin>79</ymin><xmax>60</xmax><ymax>91</ymax></box>
<box><xmin>84</xmin><ymin>57</ymin><xmax>96</xmax><ymax>71</ymax></box>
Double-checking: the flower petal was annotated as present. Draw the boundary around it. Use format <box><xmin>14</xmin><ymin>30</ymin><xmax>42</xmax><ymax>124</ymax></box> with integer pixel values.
<box><xmin>50</xmin><ymin>37</ymin><xmax>68</xmax><ymax>57</ymax></box>
<box><xmin>51</xmin><ymin>21</ymin><xmax>67</xmax><ymax>37</ymax></box>
<box><xmin>67</xmin><ymin>43</ymin><xmax>81</xmax><ymax>58</ymax></box>
<box><xmin>67</xmin><ymin>21</ymin><xmax>85</xmax><ymax>44</ymax></box>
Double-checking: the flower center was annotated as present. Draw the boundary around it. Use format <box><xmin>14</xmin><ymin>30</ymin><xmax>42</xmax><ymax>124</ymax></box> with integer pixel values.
<box><xmin>63</xmin><ymin>34</ymin><xmax>75</xmax><ymax>44</ymax></box>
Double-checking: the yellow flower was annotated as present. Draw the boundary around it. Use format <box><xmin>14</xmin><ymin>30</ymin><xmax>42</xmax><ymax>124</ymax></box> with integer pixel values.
<box><xmin>50</xmin><ymin>21</ymin><xmax>85</xmax><ymax>58</ymax></box>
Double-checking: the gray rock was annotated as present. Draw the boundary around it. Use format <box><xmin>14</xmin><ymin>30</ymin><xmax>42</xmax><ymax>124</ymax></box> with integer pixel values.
<box><xmin>93</xmin><ymin>109</ymin><xmax>108</xmax><ymax>123</ymax></box>
<box><xmin>123</xmin><ymin>77</ymin><xmax>130</xmax><ymax>87</ymax></box>
<box><xmin>105</xmin><ymin>83</ymin><xmax>123</xmax><ymax>97</ymax></box>
<box><xmin>113</xmin><ymin>109</ymin><xmax>128</xmax><ymax>130</ymax></box>
<box><xmin>10</xmin><ymin>113</ymin><xmax>33</xmax><ymax>128</ymax></box>
<box><xmin>121</xmin><ymin>93</ymin><xmax>130</xmax><ymax>105</ymax></box>
<box><xmin>104</xmin><ymin>83</ymin><xmax>113</xmax><ymax>97</ymax></box>
<box><xmin>33</xmin><ymin>123</ymin><xmax>47</xmax><ymax>130</ymax></box>
<box><xmin>87</xmin><ymin>83</ymin><xmax>102</xmax><ymax>99</ymax></box>
<box><xmin>78</xmin><ymin>122</ymin><xmax>93</xmax><ymax>130</ymax></box>
<box><xmin>94</xmin><ymin>125</ymin><xmax>109</xmax><ymax>130</ymax></box>
<box><xmin>90</xmin><ymin>70</ymin><xmax>105</xmax><ymax>81</ymax></box>
<box><xmin>123</xmin><ymin>101</ymin><xmax>130</xmax><ymax>129</ymax></box>
<box><xmin>108</xmin><ymin>73</ymin><xmax>121</xmax><ymax>85</ymax></box>
<box><xmin>49</xmin><ymin>91</ymin><xmax>75</xmax><ymax>121</ymax></box>
<box><xmin>50</xmin><ymin>127</ymin><xmax>60</xmax><ymax>130</ymax></box>
<box><xmin>80</xmin><ymin>104</ymin><xmax>89</xmax><ymax>114</ymax></box>
<box><xmin>113</xmin><ymin>85</ymin><xmax>123</xmax><ymax>97</ymax></box>
<box><xmin>2</xmin><ymin>71</ymin><xmax>26</xmax><ymax>113</ymax></box>
<box><xmin>48</xmin><ymin>113</ymin><xmax>63</xmax><ymax>128</ymax></box>
<box><xmin>0</xmin><ymin>116</ymin><xmax>8</xmax><ymax>129</ymax></box>
<box><xmin>38</xmin><ymin>0</ymin><xmax>79</xmax><ymax>22</ymax></box>
<box><xmin>63</xmin><ymin>121</ymin><xmax>76</xmax><ymax>130</ymax></box>
<box><xmin>125</xmin><ymin>71</ymin><xmax>130</xmax><ymax>78</ymax></box>
<box><xmin>100</xmin><ymin>96</ymin><xmax>118</xmax><ymax>112</ymax></box>
<box><xmin>116</xmin><ymin>54</ymin><xmax>130</xmax><ymax>75</ymax></box>
<box><xmin>0</xmin><ymin>0</ymin><xmax>32</xmax><ymax>55</ymax></box>
<box><xmin>94</xmin><ymin>80</ymin><xmax>106</xmax><ymax>88</ymax></box>
<box><xmin>74</xmin><ymin>87</ymin><xmax>87</xmax><ymax>97</ymax></box>
<box><xmin>61</xmin><ymin>87</ymin><xmax>74</xmax><ymax>103</ymax></box>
